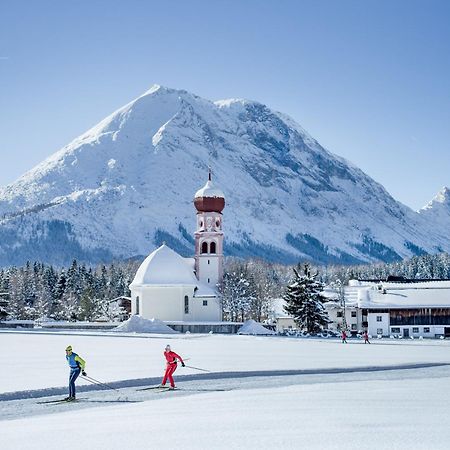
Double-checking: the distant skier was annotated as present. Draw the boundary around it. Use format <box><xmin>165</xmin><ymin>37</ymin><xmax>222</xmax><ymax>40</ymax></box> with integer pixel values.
<box><xmin>341</xmin><ymin>330</ymin><xmax>348</xmax><ymax>344</ymax></box>
<box><xmin>161</xmin><ymin>344</ymin><xmax>185</xmax><ymax>389</ymax></box>
<box><xmin>65</xmin><ymin>345</ymin><xmax>86</xmax><ymax>401</ymax></box>
<box><xmin>363</xmin><ymin>330</ymin><xmax>371</xmax><ymax>344</ymax></box>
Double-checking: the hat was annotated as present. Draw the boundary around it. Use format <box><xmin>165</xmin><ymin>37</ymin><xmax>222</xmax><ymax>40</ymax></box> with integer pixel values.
<box><xmin>66</xmin><ymin>345</ymin><xmax>72</xmax><ymax>351</ymax></box>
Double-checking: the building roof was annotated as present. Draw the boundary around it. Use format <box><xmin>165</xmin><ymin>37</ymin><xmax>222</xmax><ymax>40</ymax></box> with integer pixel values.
<box><xmin>357</xmin><ymin>276</ymin><xmax>450</xmax><ymax>284</ymax></box>
<box><xmin>194</xmin><ymin>179</ymin><xmax>224</xmax><ymax>199</ymax></box>
<box><xmin>359</xmin><ymin>288</ymin><xmax>450</xmax><ymax>309</ymax></box>
<box><xmin>130</xmin><ymin>244</ymin><xmax>200</xmax><ymax>287</ymax></box>
<box><xmin>347</xmin><ymin>280</ymin><xmax>450</xmax><ymax>309</ymax></box>
<box><xmin>129</xmin><ymin>244</ymin><xmax>216</xmax><ymax>297</ymax></box>
<box><xmin>194</xmin><ymin>175</ymin><xmax>225</xmax><ymax>213</ymax></box>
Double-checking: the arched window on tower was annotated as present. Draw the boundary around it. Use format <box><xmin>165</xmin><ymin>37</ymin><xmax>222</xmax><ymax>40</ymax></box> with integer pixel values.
<box><xmin>201</xmin><ymin>242</ymin><xmax>208</xmax><ymax>254</ymax></box>
<box><xmin>210</xmin><ymin>242</ymin><xmax>216</xmax><ymax>254</ymax></box>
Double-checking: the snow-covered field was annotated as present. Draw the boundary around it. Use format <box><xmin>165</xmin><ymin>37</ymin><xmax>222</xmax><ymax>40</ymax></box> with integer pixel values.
<box><xmin>1</xmin><ymin>330</ymin><xmax>450</xmax><ymax>449</ymax></box>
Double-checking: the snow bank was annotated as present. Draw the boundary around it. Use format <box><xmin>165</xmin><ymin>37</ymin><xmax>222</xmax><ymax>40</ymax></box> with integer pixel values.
<box><xmin>113</xmin><ymin>315</ymin><xmax>177</xmax><ymax>334</ymax></box>
<box><xmin>237</xmin><ymin>319</ymin><xmax>275</xmax><ymax>335</ymax></box>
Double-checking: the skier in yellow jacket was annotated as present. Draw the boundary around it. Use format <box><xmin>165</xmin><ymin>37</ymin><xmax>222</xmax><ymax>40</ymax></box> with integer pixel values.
<box><xmin>65</xmin><ymin>345</ymin><xmax>86</xmax><ymax>401</ymax></box>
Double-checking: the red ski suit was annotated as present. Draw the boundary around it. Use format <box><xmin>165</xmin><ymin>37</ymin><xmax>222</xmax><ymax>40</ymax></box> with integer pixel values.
<box><xmin>162</xmin><ymin>351</ymin><xmax>184</xmax><ymax>388</ymax></box>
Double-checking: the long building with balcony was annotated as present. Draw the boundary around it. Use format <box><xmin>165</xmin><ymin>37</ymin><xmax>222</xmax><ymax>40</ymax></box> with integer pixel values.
<box><xmin>325</xmin><ymin>277</ymin><xmax>450</xmax><ymax>338</ymax></box>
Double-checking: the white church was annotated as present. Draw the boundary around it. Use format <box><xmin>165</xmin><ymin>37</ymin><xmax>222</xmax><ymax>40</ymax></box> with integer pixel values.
<box><xmin>129</xmin><ymin>172</ymin><xmax>224</xmax><ymax>322</ymax></box>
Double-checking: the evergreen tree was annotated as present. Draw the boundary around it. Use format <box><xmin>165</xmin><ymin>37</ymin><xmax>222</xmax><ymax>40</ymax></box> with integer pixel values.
<box><xmin>79</xmin><ymin>286</ymin><xmax>101</xmax><ymax>321</ymax></box>
<box><xmin>51</xmin><ymin>270</ymin><xmax>67</xmax><ymax>319</ymax></box>
<box><xmin>6</xmin><ymin>268</ymin><xmax>26</xmax><ymax>319</ymax></box>
<box><xmin>61</xmin><ymin>291</ymin><xmax>79</xmax><ymax>321</ymax></box>
<box><xmin>283</xmin><ymin>263</ymin><xmax>330</xmax><ymax>334</ymax></box>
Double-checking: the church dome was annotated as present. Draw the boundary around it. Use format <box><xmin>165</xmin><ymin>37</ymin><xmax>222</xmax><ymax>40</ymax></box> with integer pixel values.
<box><xmin>194</xmin><ymin>174</ymin><xmax>225</xmax><ymax>213</ymax></box>
<box><xmin>130</xmin><ymin>244</ymin><xmax>198</xmax><ymax>287</ymax></box>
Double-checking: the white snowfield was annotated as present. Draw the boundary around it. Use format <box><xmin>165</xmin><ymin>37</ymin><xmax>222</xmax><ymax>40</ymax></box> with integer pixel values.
<box><xmin>1</xmin><ymin>331</ymin><xmax>450</xmax><ymax>449</ymax></box>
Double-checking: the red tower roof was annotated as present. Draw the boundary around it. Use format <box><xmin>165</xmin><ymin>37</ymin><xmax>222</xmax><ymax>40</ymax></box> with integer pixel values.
<box><xmin>194</xmin><ymin>173</ymin><xmax>225</xmax><ymax>213</ymax></box>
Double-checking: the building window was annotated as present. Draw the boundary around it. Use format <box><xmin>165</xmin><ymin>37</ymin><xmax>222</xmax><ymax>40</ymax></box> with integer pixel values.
<box><xmin>336</xmin><ymin>311</ymin><xmax>343</xmax><ymax>318</ymax></box>
<box><xmin>412</xmin><ymin>327</ymin><xmax>419</xmax><ymax>333</ymax></box>
<box><xmin>136</xmin><ymin>296</ymin><xmax>140</xmax><ymax>315</ymax></box>
<box><xmin>376</xmin><ymin>316</ymin><xmax>383</xmax><ymax>322</ymax></box>
<box><xmin>391</xmin><ymin>327</ymin><xmax>400</xmax><ymax>333</ymax></box>
<box><xmin>377</xmin><ymin>328</ymin><xmax>383</xmax><ymax>335</ymax></box>
<box><xmin>201</xmin><ymin>242</ymin><xmax>208</xmax><ymax>254</ymax></box>
<box><xmin>184</xmin><ymin>296</ymin><xmax>189</xmax><ymax>314</ymax></box>
<box><xmin>351</xmin><ymin>311</ymin><xmax>357</xmax><ymax>318</ymax></box>
<box><xmin>210</xmin><ymin>242</ymin><xmax>216</xmax><ymax>254</ymax></box>
<box><xmin>351</xmin><ymin>324</ymin><xmax>357</xmax><ymax>330</ymax></box>
<box><xmin>203</xmin><ymin>300</ymin><xmax>208</xmax><ymax>306</ymax></box>
<box><xmin>424</xmin><ymin>327</ymin><xmax>430</xmax><ymax>333</ymax></box>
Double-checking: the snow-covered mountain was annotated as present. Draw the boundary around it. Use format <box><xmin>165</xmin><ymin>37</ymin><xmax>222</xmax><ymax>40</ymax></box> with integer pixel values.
<box><xmin>0</xmin><ymin>85</ymin><xmax>448</xmax><ymax>267</ymax></box>
<box><xmin>418</xmin><ymin>187</ymin><xmax>450</xmax><ymax>244</ymax></box>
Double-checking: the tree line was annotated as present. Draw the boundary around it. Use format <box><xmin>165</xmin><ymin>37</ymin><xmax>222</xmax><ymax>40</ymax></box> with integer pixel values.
<box><xmin>0</xmin><ymin>260</ymin><xmax>138</xmax><ymax>321</ymax></box>
<box><xmin>1</xmin><ymin>251</ymin><xmax>450</xmax><ymax>325</ymax></box>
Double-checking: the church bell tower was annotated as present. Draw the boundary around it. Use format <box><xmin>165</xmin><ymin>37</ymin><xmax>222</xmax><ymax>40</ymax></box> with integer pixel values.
<box><xmin>193</xmin><ymin>170</ymin><xmax>225</xmax><ymax>288</ymax></box>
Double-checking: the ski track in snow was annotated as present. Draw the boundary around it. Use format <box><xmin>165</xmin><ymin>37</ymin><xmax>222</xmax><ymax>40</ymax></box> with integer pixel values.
<box><xmin>1</xmin><ymin>363</ymin><xmax>450</xmax><ymax>421</ymax></box>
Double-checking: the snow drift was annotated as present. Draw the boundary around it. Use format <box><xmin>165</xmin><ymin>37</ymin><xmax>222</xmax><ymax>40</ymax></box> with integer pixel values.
<box><xmin>238</xmin><ymin>319</ymin><xmax>275</xmax><ymax>335</ymax></box>
<box><xmin>113</xmin><ymin>315</ymin><xmax>177</xmax><ymax>334</ymax></box>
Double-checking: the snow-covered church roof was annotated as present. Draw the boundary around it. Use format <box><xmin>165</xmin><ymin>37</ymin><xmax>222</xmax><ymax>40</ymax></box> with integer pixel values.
<box><xmin>194</xmin><ymin>179</ymin><xmax>224</xmax><ymax>199</ymax></box>
<box><xmin>130</xmin><ymin>244</ymin><xmax>198</xmax><ymax>286</ymax></box>
<box><xmin>129</xmin><ymin>244</ymin><xmax>216</xmax><ymax>297</ymax></box>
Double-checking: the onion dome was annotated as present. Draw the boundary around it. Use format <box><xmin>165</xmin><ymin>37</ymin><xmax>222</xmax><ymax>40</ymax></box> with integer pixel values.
<box><xmin>194</xmin><ymin>171</ymin><xmax>225</xmax><ymax>213</ymax></box>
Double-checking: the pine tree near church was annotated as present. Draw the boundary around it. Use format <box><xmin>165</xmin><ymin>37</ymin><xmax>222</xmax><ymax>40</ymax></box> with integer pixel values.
<box><xmin>283</xmin><ymin>263</ymin><xmax>330</xmax><ymax>334</ymax></box>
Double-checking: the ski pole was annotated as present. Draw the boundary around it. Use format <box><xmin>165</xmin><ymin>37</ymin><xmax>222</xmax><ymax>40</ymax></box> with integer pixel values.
<box><xmin>83</xmin><ymin>375</ymin><xmax>120</xmax><ymax>392</ymax></box>
<box><xmin>81</xmin><ymin>375</ymin><xmax>121</xmax><ymax>393</ymax></box>
<box><xmin>183</xmin><ymin>365</ymin><xmax>210</xmax><ymax>373</ymax></box>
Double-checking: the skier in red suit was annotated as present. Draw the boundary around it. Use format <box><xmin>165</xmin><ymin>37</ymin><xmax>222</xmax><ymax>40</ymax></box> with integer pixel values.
<box><xmin>161</xmin><ymin>345</ymin><xmax>185</xmax><ymax>389</ymax></box>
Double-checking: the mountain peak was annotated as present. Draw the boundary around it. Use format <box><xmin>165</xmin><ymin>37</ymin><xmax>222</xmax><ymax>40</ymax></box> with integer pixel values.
<box><xmin>421</xmin><ymin>186</ymin><xmax>450</xmax><ymax>211</ymax></box>
<box><xmin>140</xmin><ymin>84</ymin><xmax>188</xmax><ymax>97</ymax></box>
<box><xmin>143</xmin><ymin>83</ymin><xmax>164</xmax><ymax>95</ymax></box>
<box><xmin>436</xmin><ymin>186</ymin><xmax>450</xmax><ymax>202</ymax></box>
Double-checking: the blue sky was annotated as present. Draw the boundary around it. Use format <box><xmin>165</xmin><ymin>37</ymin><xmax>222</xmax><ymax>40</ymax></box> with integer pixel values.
<box><xmin>1</xmin><ymin>0</ymin><xmax>449</xmax><ymax>210</ymax></box>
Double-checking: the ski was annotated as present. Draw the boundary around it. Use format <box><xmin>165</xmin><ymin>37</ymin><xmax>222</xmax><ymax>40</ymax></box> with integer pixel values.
<box><xmin>36</xmin><ymin>398</ymin><xmax>83</xmax><ymax>404</ymax></box>
<box><xmin>155</xmin><ymin>387</ymin><xmax>178</xmax><ymax>393</ymax></box>
<box><xmin>136</xmin><ymin>385</ymin><xmax>168</xmax><ymax>391</ymax></box>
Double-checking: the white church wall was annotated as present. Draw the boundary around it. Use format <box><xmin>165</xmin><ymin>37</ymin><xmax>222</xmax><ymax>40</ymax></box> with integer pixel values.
<box><xmin>131</xmin><ymin>285</ymin><xmax>221</xmax><ymax>322</ymax></box>
<box><xmin>191</xmin><ymin>296</ymin><xmax>222</xmax><ymax>321</ymax></box>
<box><xmin>131</xmin><ymin>286</ymin><xmax>191</xmax><ymax>321</ymax></box>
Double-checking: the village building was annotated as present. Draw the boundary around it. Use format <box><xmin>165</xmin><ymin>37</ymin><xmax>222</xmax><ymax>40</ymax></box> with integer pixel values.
<box><xmin>270</xmin><ymin>277</ymin><xmax>450</xmax><ymax>338</ymax></box>
<box><xmin>129</xmin><ymin>172</ymin><xmax>224</xmax><ymax>322</ymax></box>
<box><xmin>326</xmin><ymin>278</ymin><xmax>450</xmax><ymax>338</ymax></box>
<box><xmin>267</xmin><ymin>298</ymin><xmax>296</xmax><ymax>333</ymax></box>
